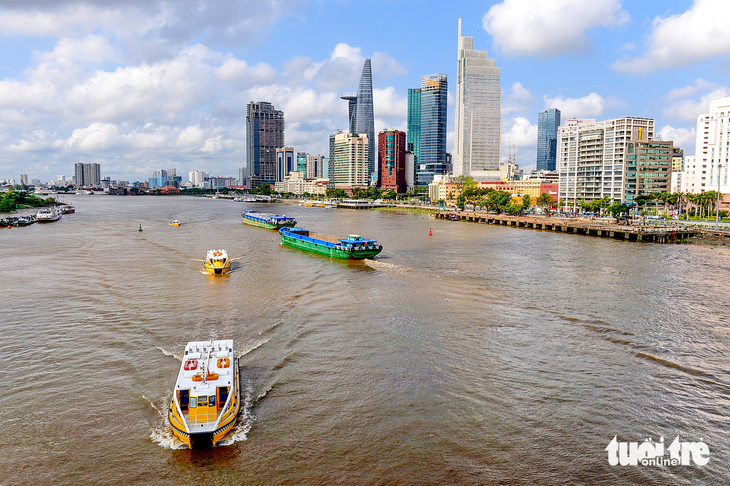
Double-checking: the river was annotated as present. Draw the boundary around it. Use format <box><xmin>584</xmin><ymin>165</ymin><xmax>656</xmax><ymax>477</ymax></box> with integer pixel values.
<box><xmin>1</xmin><ymin>195</ymin><xmax>728</xmax><ymax>485</ymax></box>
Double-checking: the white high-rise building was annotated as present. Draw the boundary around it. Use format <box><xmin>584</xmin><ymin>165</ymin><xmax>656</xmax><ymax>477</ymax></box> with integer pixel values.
<box><xmin>188</xmin><ymin>170</ymin><xmax>208</xmax><ymax>187</ymax></box>
<box><xmin>453</xmin><ymin>18</ymin><xmax>501</xmax><ymax>181</ymax></box>
<box><xmin>558</xmin><ymin>117</ymin><xmax>655</xmax><ymax>207</ymax></box>
<box><xmin>681</xmin><ymin>96</ymin><xmax>730</xmax><ymax>195</ymax></box>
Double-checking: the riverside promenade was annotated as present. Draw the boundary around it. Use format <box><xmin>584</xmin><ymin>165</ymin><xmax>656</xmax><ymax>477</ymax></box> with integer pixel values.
<box><xmin>434</xmin><ymin>211</ymin><xmax>699</xmax><ymax>244</ymax></box>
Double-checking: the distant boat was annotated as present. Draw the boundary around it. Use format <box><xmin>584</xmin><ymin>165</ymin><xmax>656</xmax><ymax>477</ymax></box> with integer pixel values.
<box><xmin>171</xmin><ymin>220</ymin><xmax>181</xmax><ymax>226</ymax></box>
<box><xmin>204</xmin><ymin>249</ymin><xmax>231</xmax><ymax>275</ymax></box>
<box><xmin>36</xmin><ymin>208</ymin><xmax>61</xmax><ymax>222</ymax></box>
<box><xmin>58</xmin><ymin>205</ymin><xmax>75</xmax><ymax>214</ymax></box>
<box><xmin>242</xmin><ymin>210</ymin><xmax>296</xmax><ymax>230</ymax></box>
<box><xmin>279</xmin><ymin>227</ymin><xmax>382</xmax><ymax>260</ymax></box>
<box><xmin>168</xmin><ymin>339</ymin><xmax>240</xmax><ymax>448</ymax></box>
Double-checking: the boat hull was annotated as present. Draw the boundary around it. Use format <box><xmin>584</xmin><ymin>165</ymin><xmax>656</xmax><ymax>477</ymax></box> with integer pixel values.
<box><xmin>280</xmin><ymin>233</ymin><xmax>382</xmax><ymax>260</ymax></box>
<box><xmin>242</xmin><ymin>217</ymin><xmax>295</xmax><ymax>230</ymax></box>
<box><xmin>204</xmin><ymin>262</ymin><xmax>231</xmax><ymax>274</ymax></box>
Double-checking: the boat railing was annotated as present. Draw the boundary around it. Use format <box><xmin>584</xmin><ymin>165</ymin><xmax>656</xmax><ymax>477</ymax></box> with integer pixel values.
<box><xmin>187</xmin><ymin>411</ymin><xmax>220</xmax><ymax>424</ymax></box>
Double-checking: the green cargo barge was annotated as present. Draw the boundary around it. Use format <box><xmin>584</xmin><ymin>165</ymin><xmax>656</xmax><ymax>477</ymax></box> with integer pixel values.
<box><xmin>279</xmin><ymin>227</ymin><xmax>382</xmax><ymax>259</ymax></box>
<box><xmin>242</xmin><ymin>210</ymin><xmax>296</xmax><ymax>230</ymax></box>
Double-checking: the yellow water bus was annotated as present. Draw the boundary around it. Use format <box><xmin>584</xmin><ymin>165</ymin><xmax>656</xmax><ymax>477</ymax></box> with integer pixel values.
<box><xmin>168</xmin><ymin>339</ymin><xmax>240</xmax><ymax>448</ymax></box>
<box><xmin>204</xmin><ymin>249</ymin><xmax>231</xmax><ymax>274</ymax></box>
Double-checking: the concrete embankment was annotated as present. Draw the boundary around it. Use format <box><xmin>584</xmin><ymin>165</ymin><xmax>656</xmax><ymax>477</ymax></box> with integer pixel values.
<box><xmin>434</xmin><ymin>211</ymin><xmax>700</xmax><ymax>244</ymax></box>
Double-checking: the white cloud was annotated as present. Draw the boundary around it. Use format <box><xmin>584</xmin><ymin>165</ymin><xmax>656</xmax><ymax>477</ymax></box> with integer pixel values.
<box><xmin>543</xmin><ymin>92</ymin><xmax>605</xmax><ymax>119</ymax></box>
<box><xmin>0</xmin><ymin>0</ymin><xmax>296</xmax><ymax>48</ymax></box>
<box><xmin>502</xmin><ymin>117</ymin><xmax>538</xmax><ymax>148</ymax></box>
<box><xmin>502</xmin><ymin>82</ymin><xmax>534</xmax><ymax>115</ymax></box>
<box><xmin>0</xmin><ymin>33</ymin><xmax>407</xmax><ymax>180</ymax></box>
<box><xmin>658</xmin><ymin>125</ymin><xmax>696</xmax><ymax>154</ymax></box>
<box><xmin>483</xmin><ymin>0</ymin><xmax>628</xmax><ymax>57</ymax></box>
<box><xmin>662</xmin><ymin>88</ymin><xmax>729</xmax><ymax>122</ymax></box>
<box><xmin>67</xmin><ymin>123</ymin><xmax>119</xmax><ymax>150</ymax></box>
<box><xmin>664</xmin><ymin>79</ymin><xmax>719</xmax><ymax>101</ymax></box>
<box><xmin>612</xmin><ymin>0</ymin><xmax>730</xmax><ymax>74</ymax></box>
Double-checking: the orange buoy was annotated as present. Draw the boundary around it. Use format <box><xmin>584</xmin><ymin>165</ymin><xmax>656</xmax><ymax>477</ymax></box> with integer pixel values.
<box><xmin>429</xmin><ymin>228</ymin><xmax>432</xmax><ymax>236</ymax></box>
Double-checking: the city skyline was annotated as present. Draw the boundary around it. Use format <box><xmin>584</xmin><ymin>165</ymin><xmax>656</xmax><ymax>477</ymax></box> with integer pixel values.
<box><xmin>0</xmin><ymin>1</ymin><xmax>727</xmax><ymax>182</ymax></box>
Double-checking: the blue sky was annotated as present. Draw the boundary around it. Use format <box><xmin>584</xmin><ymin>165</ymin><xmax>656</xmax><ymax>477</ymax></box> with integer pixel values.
<box><xmin>0</xmin><ymin>0</ymin><xmax>728</xmax><ymax>182</ymax></box>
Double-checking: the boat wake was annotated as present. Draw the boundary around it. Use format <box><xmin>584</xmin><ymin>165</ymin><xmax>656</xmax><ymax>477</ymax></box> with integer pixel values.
<box><xmin>150</xmin><ymin>377</ymin><xmax>259</xmax><ymax>449</ymax></box>
<box><xmin>155</xmin><ymin>346</ymin><xmax>183</xmax><ymax>361</ymax></box>
<box><xmin>217</xmin><ymin>380</ymin><xmax>254</xmax><ymax>446</ymax></box>
<box><xmin>363</xmin><ymin>259</ymin><xmax>409</xmax><ymax>272</ymax></box>
<box><xmin>237</xmin><ymin>338</ymin><xmax>269</xmax><ymax>358</ymax></box>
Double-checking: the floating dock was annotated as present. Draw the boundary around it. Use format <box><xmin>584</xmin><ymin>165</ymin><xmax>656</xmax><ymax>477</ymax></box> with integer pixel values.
<box><xmin>434</xmin><ymin>212</ymin><xmax>698</xmax><ymax>243</ymax></box>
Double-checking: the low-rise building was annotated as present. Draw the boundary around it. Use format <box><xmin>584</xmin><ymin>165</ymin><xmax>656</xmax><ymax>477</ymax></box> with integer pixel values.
<box><xmin>274</xmin><ymin>171</ymin><xmax>329</xmax><ymax>196</ymax></box>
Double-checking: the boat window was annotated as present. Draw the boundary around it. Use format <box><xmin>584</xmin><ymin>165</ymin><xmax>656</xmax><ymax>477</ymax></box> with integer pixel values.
<box><xmin>219</xmin><ymin>386</ymin><xmax>229</xmax><ymax>406</ymax></box>
<box><xmin>208</xmin><ymin>396</ymin><xmax>216</xmax><ymax>408</ymax></box>
<box><xmin>197</xmin><ymin>395</ymin><xmax>207</xmax><ymax>407</ymax></box>
<box><xmin>190</xmin><ymin>397</ymin><xmax>197</xmax><ymax>408</ymax></box>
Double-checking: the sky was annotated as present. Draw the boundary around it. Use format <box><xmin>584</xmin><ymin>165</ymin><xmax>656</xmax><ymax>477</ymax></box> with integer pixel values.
<box><xmin>0</xmin><ymin>0</ymin><xmax>728</xmax><ymax>183</ymax></box>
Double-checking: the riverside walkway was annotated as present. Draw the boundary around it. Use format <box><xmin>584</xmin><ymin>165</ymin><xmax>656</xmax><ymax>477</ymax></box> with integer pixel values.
<box><xmin>434</xmin><ymin>211</ymin><xmax>699</xmax><ymax>244</ymax></box>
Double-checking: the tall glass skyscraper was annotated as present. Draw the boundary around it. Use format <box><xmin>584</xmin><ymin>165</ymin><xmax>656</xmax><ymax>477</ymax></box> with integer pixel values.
<box><xmin>454</xmin><ymin>18</ymin><xmax>501</xmax><ymax>181</ymax></box>
<box><xmin>417</xmin><ymin>74</ymin><xmax>448</xmax><ymax>186</ymax></box>
<box><xmin>354</xmin><ymin>60</ymin><xmax>375</xmax><ymax>182</ymax></box>
<box><xmin>246</xmin><ymin>101</ymin><xmax>285</xmax><ymax>187</ymax></box>
<box><xmin>407</xmin><ymin>88</ymin><xmax>421</xmax><ymax>173</ymax></box>
<box><xmin>537</xmin><ymin>108</ymin><xmax>561</xmax><ymax>171</ymax></box>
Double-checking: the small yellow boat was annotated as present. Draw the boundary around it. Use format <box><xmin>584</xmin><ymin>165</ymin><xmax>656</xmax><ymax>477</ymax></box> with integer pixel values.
<box><xmin>168</xmin><ymin>339</ymin><xmax>240</xmax><ymax>448</ymax></box>
<box><xmin>171</xmin><ymin>220</ymin><xmax>181</xmax><ymax>226</ymax></box>
<box><xmin>204</xmin><ymin>249</ymin><xmax>231</xmax><ymax>275</ymax></box>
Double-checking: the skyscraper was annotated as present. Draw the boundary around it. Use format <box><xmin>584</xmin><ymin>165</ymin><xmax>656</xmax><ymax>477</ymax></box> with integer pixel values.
<box><xmin>341</xmin><ymin>60</ymin><xmax>375</xmax><ymax>183</ymax></box>
<box><xmin>355</xmin><ymin>60</ymin><xmax>375</xmax><ymax>182</ymax></box>
<box><xmin>454</xmin><ymin>18</ymin><xmax>501</xmax><ymax>181</ymax></box>
<box><xmin>378</xmin><ymin>128</ymin><xmax>407</xmax><ymax>193</ymax></box>
<box><xmin>418</xmin><ymin>74</ymin><xmax>448</xmax><ymax>186</ymax></box>
<box><xmin>332</xmin><ymin>132</ymin><xmax>369</xmax><ymax>194</ymax></box>
<box><xmin>407</xmin><ymin>88</ymin><xmax>421</xmax><ymax>170</ymax></box>
<box><xmin>276</xmin><ymin>147</ymin><xmax>296</xmax><ymax>182</ymax></box>
<box><xmin>246</xmin><ymin>101</ymin><xmax>285</xmax><ymax>188</ymax></box>
<box><xmin>74</xmin><ymin>162</ymin><xmax>101</xmax><ymax>187</ymax></box>
<box><xmin>537</xmin><ymin>108</ymin><xmax>561</xmax><ymax>171</ymax></box>
<box><xmin>681</xmin><ymin>96</ymin><xmax>730</xmax><ymax>195</ymax></box>
<box><xmin>341</xmin><ymin>95</ymin><xmax>358</xmax><ymax>134</ymax></box>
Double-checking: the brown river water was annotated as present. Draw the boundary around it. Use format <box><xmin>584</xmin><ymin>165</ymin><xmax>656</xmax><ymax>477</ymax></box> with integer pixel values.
<box><xmin>1</xmin><ymin>196</ymin><xmax>729</xmax><ymax>485</ymax></box>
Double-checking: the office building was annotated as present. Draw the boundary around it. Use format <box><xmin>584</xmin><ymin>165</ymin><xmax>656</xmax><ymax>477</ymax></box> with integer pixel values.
<box><xmin>246</xmin><ymin>101</ymin><xmax>285</xmax><ymax>187</ymax></box>
<box><xmin>417</xmin><ymin>74</ymin><xmax>448</xmax><ymax>186</ymax></box>
<box><xmin>558</xmin><ymin>117</ymin><xmax>655</xmax><ymax>206</ymax></box>
<box><xmin>276</xmin><ymin>147</ymin><xmax>296</xmax><ymax>182</ymax></box>
<box><xmin>332</xmin><ymin>132</ymin><xmax>369</xmax><ymax>194</ymax></box>
<box><xmin>378</xmin><ymin>128</ymin><xmax>407</xmax><ymax>193</ymax></box>
<box><xmin>454</xmin><ymin>18</ymin><xmax>501</xmax><ymax>181</ymax></box>
<box><xmin>20</xmin><ymin>174</ymin><xmax>27</xmax><ymax>186</ymax></box>
<box><xmin>189</xmin><ymin>170</ymin><xmax>209</xmax><ymax>187</ymax></box>
<box><xmin>407</xmin><ymin>88</ymin><xmax>421</xmax><ymax>168</ymax></box>
<box><xmin>671</xmin><ymin>148</ymin><xmax>684</xmax><ymax>172</ymax></box>
<box><xmin>681</xmin><ymin>96</ymin><xmax>730</xmax><ymax>195</ymax></box>
<box><xmin>341</xmin><ymin>60</ymin><xmax>375</xmax><ymax>182</ymax></box>
<box><xmin>297</xmin><ymin>152</ymin><xmax>308</xmax><ymax>173</ymax></box>
<box><xmin>625</xmin><ymin>140</ymin><xmax>673</xmax><ymax>199</ymax></box>
<box><xmin>239</xmin><ymin>167</ymin><xmax>246</xmax><ymax>186</ymax></box>
<box><xmin>74</xmin><ymin>163</ymin><xmax>101</xmax><ymax>187</ymax></box>
<box><xmin>537</xmin><ymin>108</ymin><xmax>561</xmax><ymax>171</ymax></box>
<box><xmin>306</xmin><ymin>154</ymin><xmax>324</xmax><ymax>179</ymax></box>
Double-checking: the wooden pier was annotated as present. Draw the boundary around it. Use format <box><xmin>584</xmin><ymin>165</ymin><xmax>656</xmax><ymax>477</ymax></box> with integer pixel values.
<box><xmin>434</xmin><ymin>211</ymin><xmax>698</xmax><ymax>243</ymax></box>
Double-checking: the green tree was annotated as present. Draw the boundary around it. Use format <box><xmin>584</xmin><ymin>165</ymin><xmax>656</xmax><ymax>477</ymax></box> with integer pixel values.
<box><xmin>606</xmin><ymin>202</ymin><xmax>631</xmax><ymax>222</ymax></box>
<box><xmin>536</xmin><ymin>192</ymin><xmax>554</xmax><ymax>217</ymax></box>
